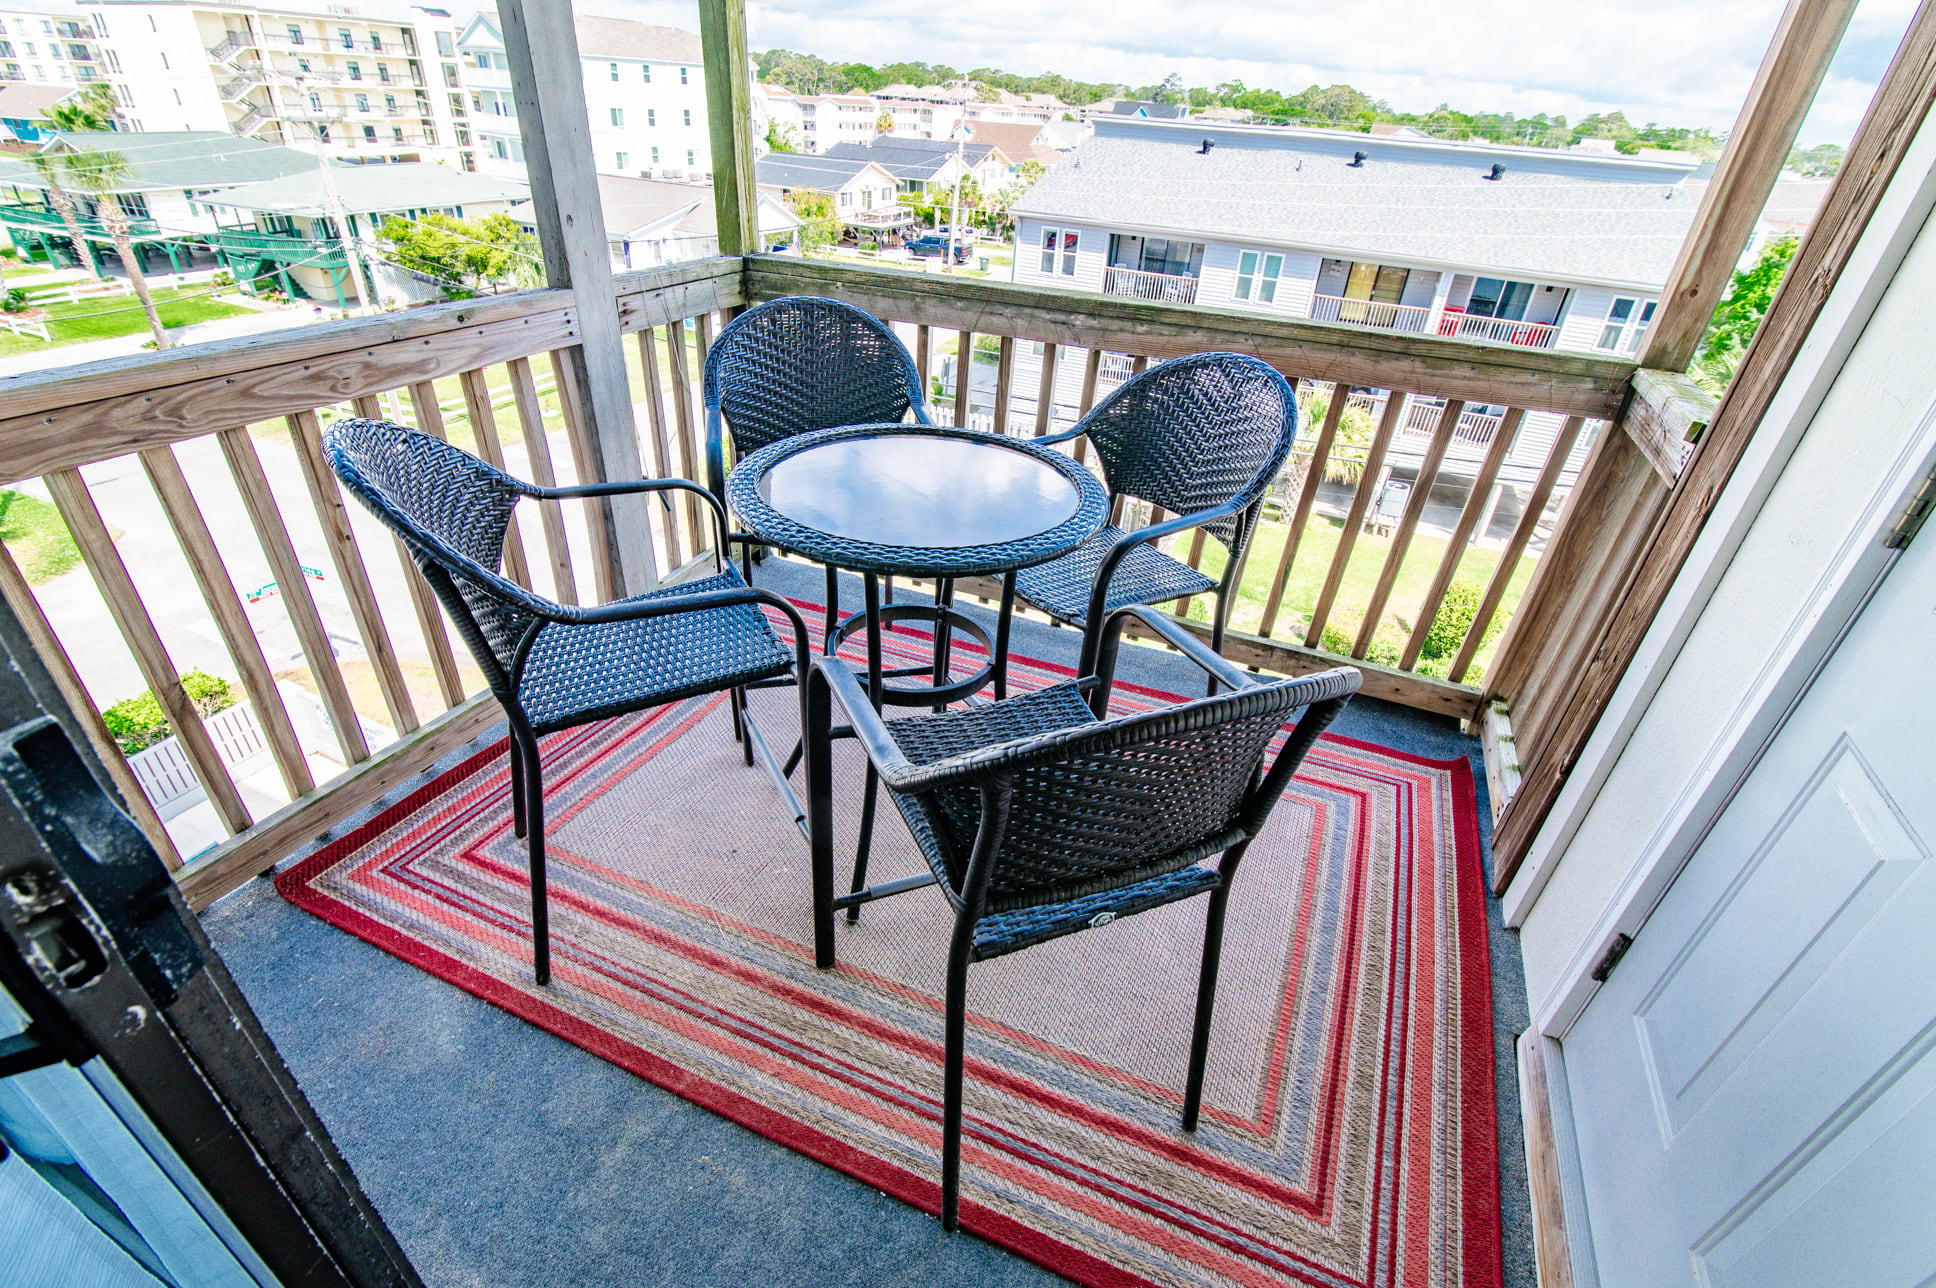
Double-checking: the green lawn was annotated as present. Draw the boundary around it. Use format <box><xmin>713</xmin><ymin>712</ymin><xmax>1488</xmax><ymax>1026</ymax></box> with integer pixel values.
<box><xmin>0</xmin><ymin>489</ymin><xmax>82</xmax><ymax>584</ymax></box>
<box><xmin>0</xmin><ymin>284</ymin><xmax>253</xmax><ymax>357</ymax></box>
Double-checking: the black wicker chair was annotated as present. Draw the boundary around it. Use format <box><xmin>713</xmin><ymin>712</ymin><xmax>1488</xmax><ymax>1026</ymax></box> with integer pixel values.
<box><xmin>804</xmin><ymin>603</ymin><xmax>1359</xmax><ymax>1230</ymax></box>
<box><xmin>325</xmin><ymin>418</ymin><xmax>812</xmax><ymax>986</ymax></box>
<box><xmin>1020</xmin><ymin>351</ymin><xmax>1300</xmax><ymax>682</ymax></box>
<box><xmin>704</xmin><ymin>294</ymin><xmax>934</xmax><ymax>638</ymax></box>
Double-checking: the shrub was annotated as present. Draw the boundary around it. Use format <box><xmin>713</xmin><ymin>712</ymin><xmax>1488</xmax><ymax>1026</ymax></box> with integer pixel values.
<box><xmin>1319</xmin><ymin>621</ymin><xmax>1404</xmax><ymax>669</ymax></box>
<box><xmin>103</xmin><ymin>671</ymin><xmax>237</xmax><ymax>754</ymax></box>
<box><xmin>0</xmin><ymin>288</ymin><xmax>26</xmax><ymax>313</ymax></box>
<box><xmin>1421</xmin><ymin>580</ymin><xmax>1483</xmax><ymax>659</ymax></box>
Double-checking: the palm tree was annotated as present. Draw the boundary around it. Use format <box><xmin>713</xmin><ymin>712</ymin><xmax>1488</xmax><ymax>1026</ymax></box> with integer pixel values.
<box><xmin>27</xmin><ymin>149</ymin><xmax>95</xmax><ymax>278</ymax></box>
<box><xmin>58</xmin><ymin>149</ymin><xmax>169</xmax><ymax>348</ymax></box>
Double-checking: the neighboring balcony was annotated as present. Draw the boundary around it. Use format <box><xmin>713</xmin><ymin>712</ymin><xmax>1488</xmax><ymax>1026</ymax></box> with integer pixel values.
<box><xmin>1439</xmin><ymin>310</ymin><xmax>1561</xmax><ymax>349</ymax></box>
<box><xmin>1308</xmin><ymin>292</ymin><xmax>1432</xmax><ymax>333</ymax></box>
<box><xmin>1104</xmin><ymin>265</ymin><xmax>1198</xmax><ymax>304</ymax></box>
<box><xmin>1308</xmin><ymin>292</ymin><xmax>1562</xmax><ymax>349</ymax></box>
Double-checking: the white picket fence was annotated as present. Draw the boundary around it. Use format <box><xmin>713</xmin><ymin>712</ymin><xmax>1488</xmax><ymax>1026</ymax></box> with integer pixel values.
<box><xmin>127</xmin><ymin>701</ymin><xmax>272</xmax><ymax>822</ymax></box>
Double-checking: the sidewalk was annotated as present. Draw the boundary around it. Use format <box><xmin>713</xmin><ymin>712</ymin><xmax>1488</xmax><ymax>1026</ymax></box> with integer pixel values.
<box><xmin>0</xmin><ymin>305</ymin><xmax>312</xmax><ymax>379</ymax></box>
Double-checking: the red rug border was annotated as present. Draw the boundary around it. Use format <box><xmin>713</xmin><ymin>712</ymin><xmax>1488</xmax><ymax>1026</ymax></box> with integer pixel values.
<box><xmin>273</xmin><ymin>666</ymin><xmax>1502</xmax><ymax>1288</ymax></box>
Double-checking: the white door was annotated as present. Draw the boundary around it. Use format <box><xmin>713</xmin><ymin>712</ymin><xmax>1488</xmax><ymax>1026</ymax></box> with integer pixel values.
<box><xmin>1560</xmin><ymin>526</ymin><xmax>1936</xmax><ymax>1288</ymax></box>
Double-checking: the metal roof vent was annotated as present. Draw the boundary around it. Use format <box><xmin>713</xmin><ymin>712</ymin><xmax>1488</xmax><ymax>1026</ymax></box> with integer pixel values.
<box><xmin>1485</xmin><ymin>163</ymin><xmax>1506</xmax><ymax>181</ymax></box>
<box><xmin>1350</xmin><ymin>151</ymin><xmax>1367</xmax><ymax>167</ymax></box>
<box><xmin>1199</xmin><ymin>138</ymin><xmax>1214</xmax><ymax>154</ymax></box>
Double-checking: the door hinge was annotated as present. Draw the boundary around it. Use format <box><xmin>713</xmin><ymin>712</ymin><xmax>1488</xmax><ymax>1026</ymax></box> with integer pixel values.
<box><xmin>1885</xmin><ymin>462</ymin><xmax>1936</xmax><ymax>548</ymax></box>
<box><xmin>1590</xmin><ymin>932</ymin><xmax>1634</xmax><ymax>983</ymax></box>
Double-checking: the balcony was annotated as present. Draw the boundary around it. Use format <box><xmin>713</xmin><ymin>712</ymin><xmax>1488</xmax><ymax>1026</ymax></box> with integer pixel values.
<box><xmin>1103</xmin><ymin>264</ymin><xmax>1198</xmax><ymax>303</ymax></box>
<box><xmin>1308</xmin><ymin>291</ymin><xmax>1432</xmax><ymax>333</ymax></box>
<box><xmin>1</xmin><ymin>3</ymin><xmax>1904</xmax><ymax>1283</ymax></box>
<box><xmin>1438</xmin><ymin>310</ymin><xmax>1561</xmax><ymax>348</ymax></box>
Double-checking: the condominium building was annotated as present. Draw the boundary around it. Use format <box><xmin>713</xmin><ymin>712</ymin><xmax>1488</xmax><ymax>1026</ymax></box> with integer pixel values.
<box><xmin>0</xmin><ymin>0</ymin><xmax>106</xmax><ymax>87</ymax></box>
<box><xmin>89</xmin><ymin>1</ymin><xmax>476</xmax><ymax>169</ymax></box>
<box><xmin>459</xmin><ymin>11</ymin><xmax>713</xmax><ymax>182</ymax></box>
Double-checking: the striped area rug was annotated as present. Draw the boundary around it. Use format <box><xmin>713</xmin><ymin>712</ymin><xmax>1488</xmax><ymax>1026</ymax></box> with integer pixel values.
<box><xmin>277</xmin><ymin>605</ymin><xmax>1500</xmax><ymax>1288</ymax></box>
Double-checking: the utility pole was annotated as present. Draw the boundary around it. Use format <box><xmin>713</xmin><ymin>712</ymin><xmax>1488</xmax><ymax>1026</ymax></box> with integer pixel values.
<box><xmin>289</xmin><ymin>79</ymin><xmax>372</xmax><ymax>311</ymax></box>
<box><xmin>948</xmin><ymin>135</ymin><xmax>966</xmax><ymax>265</ymax></box>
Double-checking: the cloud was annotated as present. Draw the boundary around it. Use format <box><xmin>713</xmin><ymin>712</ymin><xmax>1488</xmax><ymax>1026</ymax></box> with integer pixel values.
<box><xmin>599</xmin><ymin>0</ymin><xmax>1913</xmax><ymax>146</ymax></box>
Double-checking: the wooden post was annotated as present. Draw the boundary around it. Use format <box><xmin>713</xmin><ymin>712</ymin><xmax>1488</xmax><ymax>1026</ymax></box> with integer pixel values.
<box><xmin>496</xmin><ymin>0</ymin><xmax>653</xmax><ymax>597</ymax></box>
<box><xmin>698</xmin><ymin>0</ymin><xmax>758</xmax><ymax>256</ymax></box>
<box><xmin>1640</xmin><ymin>0</ymin><xmax>1858</xmax><ymax>371</ymax></box>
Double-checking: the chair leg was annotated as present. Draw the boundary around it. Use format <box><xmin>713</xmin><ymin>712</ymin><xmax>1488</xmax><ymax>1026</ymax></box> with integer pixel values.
<box><xmin>805</xmin><ymin>665</ymin><xmax>836</xmax><ymax>969</ymax></box>
<box><xmin>941</xmin><ymin>916</ymin><xmax>975</xmax><ymax>1232</ymax></box>
<box><xmin>507</xmin><ymin>736</ymin><xmax>527</xmax><ymax>840</ymax></box>
<box><xmin>824</xmin><ymin>564</ymin><xmax>840</xmax><ymax>647</ymax></box>
<box><xmin>1183</xmin><ymin>881</ymin><xmax>1234</xmax><ymax>1132</ymax></box>
<box><xmin>516</xmin><ymin>726</ymin><xmax>551</xmax><ymax>987</ymax></box>
<box><xmin>846</xmin><ymin>765</ymin><xmax>879</xmax><ymax>924</ymax></box>
<box><xmin>730</xmin><ymin>686</ymin><xmax>753</xmax><ymax>765</ymax></box>
<box><xmin>1208</xmin><ymin>590</ymin><xmax>1230</xmax><ymax>697</ymax></box>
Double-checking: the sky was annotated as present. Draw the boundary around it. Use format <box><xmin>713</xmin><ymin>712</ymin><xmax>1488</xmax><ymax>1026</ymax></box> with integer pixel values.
<box><xmin>600</xmin><ymin>0</ymin><xmax>1915</xmax><ymax>149</ymax></box>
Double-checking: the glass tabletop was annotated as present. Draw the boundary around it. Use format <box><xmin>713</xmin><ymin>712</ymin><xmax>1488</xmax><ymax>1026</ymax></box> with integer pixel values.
<box><xmin>756</xmin><ymin>432</ymin><xmax>1082</xmax><ymax>550</ymax></box>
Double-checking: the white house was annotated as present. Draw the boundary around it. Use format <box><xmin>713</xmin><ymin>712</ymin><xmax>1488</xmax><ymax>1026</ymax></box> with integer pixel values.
<box><xmin>0</xmin><ymin>0</ymin><xmax>105</xmax><ymax>88</ymax></box>
<box><xmin>508</xmin><ymin>173</ymin><xmax>799</xmax><ymax>271</ymax></box>
<box><xmin>819</xmin><ymin>136</ymin><xmax>1010</xmax><ymax>198</ymax></box>
<box><xmin>753</xmin><ymin>152</ymin><xmax>909</xmax><ymax>237</ymax></box>
<box><xmin>458</xmin><ymin>12</ymin><xmax>713</xmax><ymax>182</ymax></box>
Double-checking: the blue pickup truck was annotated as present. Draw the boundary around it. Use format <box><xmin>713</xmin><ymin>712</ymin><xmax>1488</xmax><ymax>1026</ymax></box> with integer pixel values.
<box><xmin>906</xmin><ymin>234</ymin><xmax>970</xmax><ymax>264</ymax></box>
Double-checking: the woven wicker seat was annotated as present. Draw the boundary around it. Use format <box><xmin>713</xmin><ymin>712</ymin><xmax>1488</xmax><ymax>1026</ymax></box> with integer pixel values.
<box><xmin>1021</xmin><ymin>352</ymin><xmax>1300</xmax><ymax>680</ymax></box>
<box><xmin>325</xmin><ymin>418</ymin><xmax>811</xmax><ymax>987</ymax></box>
<box><xmin>804</xmin><ymin>603</ymin><xmax>1360</xmax><ymax>1231</ymax></box>
<box><xmin>705</xmin><ymin>295</ymin><xmax>933</xmax><ymax>636</ymax></box>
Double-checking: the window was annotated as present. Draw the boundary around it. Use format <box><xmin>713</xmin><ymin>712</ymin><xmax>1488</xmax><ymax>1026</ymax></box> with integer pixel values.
<box><xmin>392</xmin><ymin>126</ymin><xmax>403</xmax><ymax>142</ymax></box>
<box><xmin>493</xmin><ymin>138</ymin><xmax>507</xmax><ymax>158</ymax></box>
<box><xmin>686</xmin><ymin>149</ymin><xmax>694</xmax><ymax>166</ymax></box>
<box><xmin>296</xmin><ymin>57</ymin><xmax>310</xmax><ymax>73</ymax></box>
<box><xmin>682</xmin><ymin>109</ymin><xmax>691</xmax><ymax>127</ymax></box>
<box><xmin>610</xmin><ymin>107</ymin><xmax>623</xmax><ymax>127</ymax></box>
<box><xmin>442</xmin><ymin>62</ymin><xmax>458</xmax><ymax>88</ymax></box>
<box><xmin>384</xmin><ymin>93</ymin><xmax>397</xmax><ymax>111</ymax></box>
<box><xmin>434</xmin><ymin>31</ymin><xmax>453</xmax><ymax>57</ymax></box>
<box><xmin>650</xmin><ymin>146</ymin><xmax>658</xmax><ymax>164</ymax></box>
<box><xmin>339</xmin><ymin>28</ymin><xmax>353</xmax><ymax>48</ymax></box>
<box><xmin>287</xmin><ymin>24</ymin><xmax>303</xmax><ymax>45</ymax></box>
<box><xmin>362</xmin><ymin>124</ymin><xmax>376</xmax><ymax>141</ymax></box>
<box><xmin>646</xmin><ymin>108</ymin><xmax>655</xmax><ymax>127</ymax></box>
<box><xmin>0</xmin><ymin>41</ymin><xmax>13</xmax><ymax>57</ymax></box>
<box><xmin>679</xmin><ymin>66</ymin><xmax>688</xmax><ymax>84</ymax></box>
<box><xmin>377</xmin><ymin>63</ymin><xmax>390</xmax><ymax>83</ymax></box>
<box><xmin>20</xmin><ymin>41</ymin><xmax>31</xmax><ymax>55</ymax></box>
<box><xmin>448</xmin><ymin>93</ymin><xmax>464</xmax><ymax>116</ymax></box>
<box><xmin>473</xmin><ymin>51</ymin><xmax>491</xmax><ymax>69</ymax></box>
<box><xmin>160</xmin><ymin>52</ymin><xmax>169</xmax><ymax>69</ymax></box>
<box><xmin>423</xmin><ymin>124</ymin><xmax>437</xmax><ymax>145</ymax></box>
<box><xmin>355</xmin><ymin>93</ymin><xmax>369</xmax><ymax>111</ymax></box>
<box><xmin>616</xmin><ymin>150</ymin><xmax>628</xmax><ymax>169</ymax></box>
<box><xmin>1039</xmin><ymin>226</ymin><xmax>1078</xmax><ymax>275</ymax></box>
<box><xmin>1598</xmin><ymin>297</ymin><xmax>1657</xmax><ymax>353</ymax></box>
<box><xmin>455</xmin><ymin>126</ymin><xmax>469</xmax><ymax>145</ymax></box>
<box><xmin>347</xmin><ymin>61</ymin><xmax>361</xmax><ymax>80</ymax></box>
<box><xmin>1234</xmin><ymin>250</ymin><xmax>1283</xmax><ymax>304</ymax></box>
<box><xmin>39</xmin><ymin>20</ymin><xmax>49</xmax><ymax>33</ymax></box>
<box><xmin>609</xmin><ymin>61</ymin><xmax>618</xmax><ymax>81</ymax></box>
<box><xmin>839</xmin><ymin>190</ymin><xmax>851</xmax><ymax>207</ymax></box>
<box><xmin>1465</xmin><ymin>277</ymin><xmax>1534</xmax><ymax>320</ymax></box>
<box><xmin>642</xmin><ymin>64</ymin><xmax>651</xmax><ymax>82</ymax></box>
<box><xmin>308</xmin><ymin>92</ymin><xmax>321</xmax><ymax>110</ymax></box>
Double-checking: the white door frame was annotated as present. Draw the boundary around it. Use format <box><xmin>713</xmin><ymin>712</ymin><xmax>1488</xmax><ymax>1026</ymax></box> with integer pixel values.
<box><xmin>1504</xmin><ymin>114</ymin><xmax>1936</xmax><ymax>1042</ymax></box>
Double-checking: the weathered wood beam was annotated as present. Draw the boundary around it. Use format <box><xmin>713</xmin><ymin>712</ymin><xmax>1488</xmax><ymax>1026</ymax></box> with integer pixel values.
<box><xmin>746</xmin><ymin>257</ymin><xmax>1633</xmax><ymax>419</ymax></box>
<box><xmin>698</xmin><ymin>0</ymin><xmax>759</xmax><ymax>256</ymax></box>
<box><xmin>1641</xmin><ymin>0</ymin><xmax>1859</xmax><ymax>371</ymax></box>
<box><xmin>1622</xmin><ymin>367</ymin><xmax>1718</xmax><ymax>484</ymax></box>
<box><xmin>497</xmin><ymin>0</ymin><xmax>652</xmax><ymax>595</ymax></box>
<box><xmin>1491</xmin><ymin>2</ymin><xmax>1936</xmax><ymax>893</ymax></box>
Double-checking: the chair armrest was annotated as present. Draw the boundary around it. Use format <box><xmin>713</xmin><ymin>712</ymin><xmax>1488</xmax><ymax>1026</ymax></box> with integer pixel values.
<box><xmin>1081</xmin><ymin>495</ymin><xmax>1248</xmax><ymax>627</ymax></box>
<box><xmin>535</xmin><ymin>476</ymin><xmax>731</xmax><ymax>561</ymax></box>
<box><xmin>1095</xmin><ymin>605</ymin><xmax>1258</xmax><ymax>697</ymax></box>
<box><xmin>1034</xmin><ymin>424</ymin><xmax>1087</xmax><ymax>446</ymax></box>
<box><xmin>806</xmin><ymin>656</ymin><xmax>924</xmax><ymax>790</ymax></box>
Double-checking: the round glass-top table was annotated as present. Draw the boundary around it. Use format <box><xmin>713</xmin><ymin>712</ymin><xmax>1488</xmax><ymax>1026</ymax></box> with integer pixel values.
<box><xmin>728</xmin><ymin>423</ymin><xmax>1108</xmax><ymax>707</ymax></box>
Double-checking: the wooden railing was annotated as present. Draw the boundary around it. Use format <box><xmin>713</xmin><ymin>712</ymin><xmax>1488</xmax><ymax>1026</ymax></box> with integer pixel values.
<box><xmin>0</xmin><ymin>250</ymin><xmax>1698</xmax><ymax>913</ymax></box>
<box><xmin>1104</xmin><ymin>266</ymin><xmax>1200</xmax><ymax>304</ymax></box>
<box><xmin>1308</xmin><ymin>293</ymin><xmax>1433</xmax><ymax>333</ymax></box>
<box><xmin>0</xmin><ymin>257</ymin><xmax>740</xmax><ymax>911</ymax></box>
<box><xmin>1443</xmin><ymin>313</ymin><xmax>1562</xmax><ymax>349</ymax></box>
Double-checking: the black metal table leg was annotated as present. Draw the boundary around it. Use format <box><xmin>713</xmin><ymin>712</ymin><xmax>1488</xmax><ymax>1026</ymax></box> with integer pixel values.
<box><xmin>848</xmin><ymin>573</ymin><xmax>885</xmax><ymax>923</ymax></box>
<box><xmin>993</xmin><ymin>570</ymin><xmax>1017</xmax><ymax>701</ymax></box>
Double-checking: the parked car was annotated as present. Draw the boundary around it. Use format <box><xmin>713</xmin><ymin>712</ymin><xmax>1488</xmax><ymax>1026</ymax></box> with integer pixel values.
<box><xmin>907</xmin><ymin>235</ymin><xmax>969</xmax><ymax>264</ymax></box>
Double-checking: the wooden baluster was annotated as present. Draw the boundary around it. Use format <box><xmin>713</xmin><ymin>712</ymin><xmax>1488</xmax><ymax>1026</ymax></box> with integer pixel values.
<box><xmin>990</xmin><ymin>336</ymin><xmax>1015</xmax><ymax>435</ymax></box>
<box><xmin>459</xmin><ymin>367</ymin><xmax>533</xmax><ymax>590</ymax></box>
<box><xmin>44</xmin><ymin>468</ymin><xmax>254</xmax><ymax>834</ymax></box>
<box><xmin>0</xmin><ymin>540</ymin><xmax>183</xmax><ymax>869</ymax></box>
<box><xmin>1400</xmin><ymin>408</ymin><xmax>1525</xmax><ymax>671</ymax></box>
<box><xmin>1353</xmin><ymin>398</ymin><xmax>1465</xmax><ymax>658</ymax></box>
<box><xmin>1450</xmin><ymin>415</ymin><xmax>1587</xmax><ymax>684</ymax></box>
<box><xmin>216</xmin><ymin>429</ymin><xmax>370</xmax><ymax>763</ymax></box>
<box><xmin>287</xmin><ymin>408</ymin><xmax>420</xmax><ymax>734</ymax></box>
<box><xmin>1173</xmin><ymin>529</ymin><xmax>1210</xmax><ymax>618</ymax></box>
<box><xmin>1304</xmin><ymin>389</ymin><xmax>1407</xmax><ymax>650</ymax></box>
<box><xmin>952</xmin><ymin>328</ymin><xmax>975</xmax><ymax>428</ymax></box>
<box><xmin>1033</xmin><ymin>340</ymin><xmax>1058</xmax><ymax>438</ymax></box>
<box><xmin>664</xmin><ymin>321</ymin><xmax>708</xmax><ymax>559</ymax></box>
<box><xmin>1259</xmin><ymin>382</ymin><xmax>1346</xmax><ymax>637</ymax></box>
<box><xmin>915</xmin><ymin>323</ymin><xmax>931</xmax><ymax>392</ymax></box>
<box><xmin>398</xmin><ymin>385</ymin><xmax>472</xmax><ymax>709</ymax></box>
<box><xmin>506</xmin><ymin>356</ymin><xmax>579</xmax><ymax>605</ymax></box>
<box><xmin>635</xmin><ymin>327</ymin><xmax>685</xmax><ymax>568</ymax></box>
<box><xmin>139</xmin><ymin>444</ymin><xmax>313</xmax><ymax>798</ymax></box>
<box><xmin>548</xmin><ymin>350</ymin><xmax>620</xmax><ymax>601</ymax></box>
<box><xmin>1072</xmin><ymin>347</ymin><xmax>1103</xmax><ymax>464</ymax></box>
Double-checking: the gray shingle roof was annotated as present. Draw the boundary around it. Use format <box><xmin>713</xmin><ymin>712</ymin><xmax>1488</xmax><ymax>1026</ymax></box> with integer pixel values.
<box><xmin>0</xmin><ymin>131</ymin><xmax>323</xmax><ymax>193</ymax></box>
<box><xmin>821</xmin><ymin>138</ymin><xmax>998</xmax><ymax>181</ymax></box>
<box><xmin>754</xmin><ymin>153</ymin><xmax>878</xmax><ymax>191</ymax></box>
<box><xmin>573</xmin><ymin>15</ymin><xmax>701</xmax><ymax>63</ymax></box>
<box><xmin>1014</xmin><ymin>120</ymin><xmax>1702</xmax><ymax>289</ymax></box>
<box><xmin>195</xmin><ymin>162</ymin><xmax>527</xmax><ymax>216</ymax></box>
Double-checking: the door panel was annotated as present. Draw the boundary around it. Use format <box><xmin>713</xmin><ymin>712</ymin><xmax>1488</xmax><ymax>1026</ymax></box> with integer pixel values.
<box><xmin>1562</xmin><ymin>530</ymin><xmax>1936</xmax><ymax>1288</ymax></box>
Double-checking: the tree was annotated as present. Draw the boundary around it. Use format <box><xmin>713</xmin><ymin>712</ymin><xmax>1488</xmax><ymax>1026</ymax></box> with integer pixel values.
<box><xmin>875</xmin><ymin>110</ymin><xmax>893</xmax><ymax>135</ymax></box>
<box><xmin>764</xmin><ymin>120</ymin><xmax>803</xmax><ymax>154</ymax></box>
<box><xmin>1690</xmin><ymin>235</ymin><xmax>1798</xmax><ymax>393</ymax></box>
<box><xmin>27</xmin><ymin>151</ymin><xmax>94</xmax><ymax>278</ymax></box>
<box><xmin>31</xmin><ymin>83</ymin><xmax>123</xmax><ymax>281</ymax></box>
<box><xmin>56</xmin><ymin>148</ymin><xmax>169</xmax><ymax>347</ymax></box>
<box><xmin>379</xmin><ymin>211</ymin><xmax>539</xmax><ymax>292</ymax></box>
<box><xmin>782</xmin><ymin>189</ymin><xmax>839</xmax><ymax>251</ymax></box>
